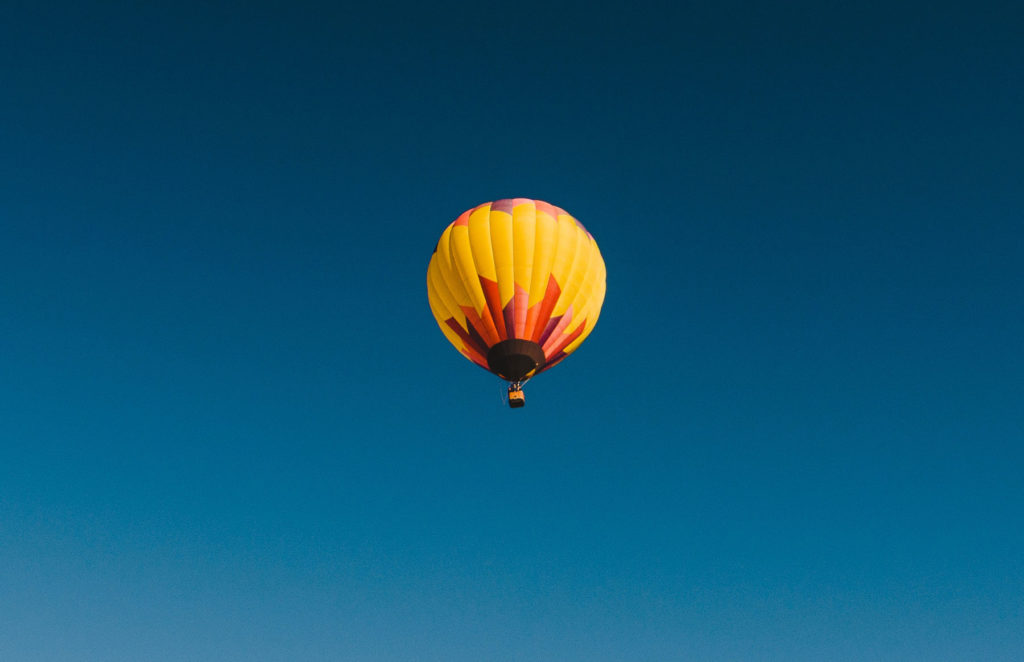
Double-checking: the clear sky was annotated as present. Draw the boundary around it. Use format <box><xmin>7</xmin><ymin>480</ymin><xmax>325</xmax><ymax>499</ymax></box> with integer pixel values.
<box><xmin>2</xmin><ymin>2</ymin><xmax>1022</xmax><ymax>661</ymax></box>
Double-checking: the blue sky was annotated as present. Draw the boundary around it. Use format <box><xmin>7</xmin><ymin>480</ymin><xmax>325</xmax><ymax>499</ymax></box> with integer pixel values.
<box><xmin>2</xmin><ymin>2</ymin><xmax>1022</xmax><ymax>660</ymax></box>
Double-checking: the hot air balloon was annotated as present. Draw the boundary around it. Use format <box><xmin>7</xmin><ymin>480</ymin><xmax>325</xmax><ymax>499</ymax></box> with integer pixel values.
<box><xmin>427</xmin><ymin>198</ymin><xmax>606</xmax><ymax>408</ymax></box>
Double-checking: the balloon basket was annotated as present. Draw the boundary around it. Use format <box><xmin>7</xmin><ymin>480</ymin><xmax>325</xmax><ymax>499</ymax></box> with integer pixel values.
<box><xmin>507</xmin><ymin>384</ymin><xmax>525</xmax><ymax>408</ymax></box>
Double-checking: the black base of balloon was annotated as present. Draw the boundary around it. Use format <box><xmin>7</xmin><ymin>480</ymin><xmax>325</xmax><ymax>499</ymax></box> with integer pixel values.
<box><xmin>487</xmin><ymin>339</ymin><xmax>546</xmax><ymax>382</ymax></box>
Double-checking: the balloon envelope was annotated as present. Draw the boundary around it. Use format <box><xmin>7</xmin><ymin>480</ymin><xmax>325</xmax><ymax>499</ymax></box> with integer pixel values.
<box><xmin>427</xmin><ymin>198</ymin><xmax>606</xmax><ymax>382</ymax></box>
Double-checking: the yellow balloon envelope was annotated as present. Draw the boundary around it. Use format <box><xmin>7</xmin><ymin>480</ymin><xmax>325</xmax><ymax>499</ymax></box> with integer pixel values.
<box><xmin>427</xmin><ymin>199</ymin><xmax>606</xmax><ymax>396</ymax></box>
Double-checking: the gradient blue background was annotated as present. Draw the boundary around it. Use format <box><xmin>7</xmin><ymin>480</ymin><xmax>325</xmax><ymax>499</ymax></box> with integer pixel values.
<box><xmin>2</xmin><ymin>2</ymin><xmax>1022</xmax><ymax>660</ymax></box>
